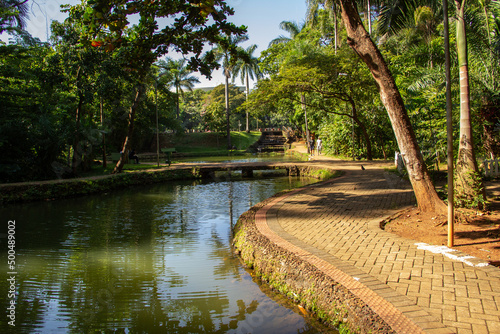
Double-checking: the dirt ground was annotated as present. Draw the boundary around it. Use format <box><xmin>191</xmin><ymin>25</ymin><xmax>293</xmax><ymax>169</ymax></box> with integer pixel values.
<box><xmin>385</xmin><ymin>180</ymin><xmax>500</xmax><ymax>266</ymax></box>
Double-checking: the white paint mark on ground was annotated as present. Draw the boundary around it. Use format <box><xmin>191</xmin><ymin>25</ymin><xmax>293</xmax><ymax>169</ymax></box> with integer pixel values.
<box><xmin>415</xmin><ymin>243</ymin><xmax>489</xmax><ymax>267</ymax></box>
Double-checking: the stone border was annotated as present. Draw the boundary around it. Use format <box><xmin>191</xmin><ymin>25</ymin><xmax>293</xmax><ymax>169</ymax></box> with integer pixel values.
<box><xmin>0</xmin><ymin>163</ymin><xmax>337</xmax><ymax>204</ymax></box>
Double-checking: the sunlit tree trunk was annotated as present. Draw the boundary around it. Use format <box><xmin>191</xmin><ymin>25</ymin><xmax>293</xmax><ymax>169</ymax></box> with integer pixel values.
<box><xmin>367</xmin><ymin>0</ymin><xmax>372</xmax><ymax>34</ymax></box>
<box><xmin>113</xmin><ymin>84</ymin><xmax>145</xmax><ymax>174</ymax></box>
<box><xmin>72</xmin><ymin>66</ymin><xmax>83</xmax><ymax>175</ymax></box>
<box><xmin>339</xmin><ymin>0</ymin><xmax>446</xmax><ymax>213</ymax></box>
<box><xmin>245</xmin><ymin>71</ymin><xmax>250</xmax><ymax>132</ymax></box>
<box><xmin>175</xmin><ymin>85</ymin><xmax>180</xmax><ymax>119</ymax></box>
<box><xmin>454</xmin><ymin>0</ymin><xmax>485</xmax><ymax>207</ymax></box>
<box><xmin>225</xmin><ymin>68</ymin><xmax>231</xmax><ymax>149</ymax></box>
<box><xmin>100</xmin><ymin>97</ymin><xmax>107</xmax><ymax>168</ymax></box>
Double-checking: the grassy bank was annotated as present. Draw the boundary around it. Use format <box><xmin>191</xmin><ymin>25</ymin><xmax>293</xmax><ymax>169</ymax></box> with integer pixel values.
<box><xmin>0</xmin><ymin>164</ymin><xmax>338</xmax><ymax>204</ymax></box>
<box><xmin>0</xmin><ymin>167</ymin><xmax>205</xmax><ymax>204</ymax></box>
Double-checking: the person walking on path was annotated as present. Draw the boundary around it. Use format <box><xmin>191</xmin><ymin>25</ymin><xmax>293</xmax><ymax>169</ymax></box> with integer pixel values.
<box><xmin>316</xmin><ymin>138</ymin><xmax>322</xmax><ymax>155</ymax></box>
<box><xmin>308</xmin><ymin>137</ymin><xmax>315</xmax><ymax>156</ymax></box>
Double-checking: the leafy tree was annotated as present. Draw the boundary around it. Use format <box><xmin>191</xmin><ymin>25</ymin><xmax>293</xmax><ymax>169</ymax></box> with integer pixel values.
<box><xmin>179</xmin><ymin>89</ymin><xmax>207</xmax><ymax>131</ymax></box>
<box><xmin>376</xmin><ymin>2</ymin><xmax>492</xmax><ymax>208</ymax></box>
<box><xmin>0</xmin><ymin>41</ymin><xmax>71</xmax><ymax>181</ymax></box>
<box><xmin>68</xmin><ymin>0</ymin><xmax>246</xmax><ymax>173</ymax></box>
<box><xmin>0</xmin><ymin>0</ymin><xmax>29</xmax><ymax>34</ymax></box>
<box><xmin>258</xmin><ymin>43</ymin><xmax>287</xmax><ymax>77</ymax></box>
<box><xmin>376</xmin><ymin>2</ymin><xmax>450</xmax><ymax>167</ymax></box>
<box><xmin>51</xmin><ymin>14</ymin><xmax>107</xmax><ymax>174</ymax></box>
<box><xmin>248</xmin><ymin>39</ymin><xmax>382</xmax><ymax>159</ymax></box>
<box><xmin>470</xmin><ymin>1</ymin><xmax>500</xmax><ymax>159</ymax></box>
<box><xmin>202</xmin><ymin>84</ymin><xmax>245</xmax><ymax>133</ymax></box>
<box><xmin>306</xmin><ymin>0</ymin><xmax>341</xmax><ymax>51</ymax></box>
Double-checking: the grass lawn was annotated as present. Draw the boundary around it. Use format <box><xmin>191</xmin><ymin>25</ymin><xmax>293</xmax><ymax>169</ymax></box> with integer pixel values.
<box><xmin>167</xmin><ymin>131</ymin><xmax>262</xmax><ymax>155</ymax></box>
<box><xmin>82</xmin><ymin>131</ymin><xmax>263</xmax><ymax>177</ymax></box>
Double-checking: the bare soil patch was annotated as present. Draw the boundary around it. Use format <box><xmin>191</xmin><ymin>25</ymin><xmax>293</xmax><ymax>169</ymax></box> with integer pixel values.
<box><xmin>385</xmin><ymin>180</ymin><xmax>500</xmax><ymax>266</ymax></box>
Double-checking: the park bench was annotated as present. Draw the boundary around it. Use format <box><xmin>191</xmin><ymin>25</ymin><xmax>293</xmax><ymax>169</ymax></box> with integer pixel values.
<box><xmin>161</xmin><ymin>148</ymin><xmax>176</xmax><ymax>166</ymax></box>
<box><xmin>111</xmin><ymin>152</ymin><xmax>121</xmax><ymax>163</ymax></box>
<box><xmin>110</xmin><ymin>152</ymin><xmax>129</xmax><ymax>163</ymax></box>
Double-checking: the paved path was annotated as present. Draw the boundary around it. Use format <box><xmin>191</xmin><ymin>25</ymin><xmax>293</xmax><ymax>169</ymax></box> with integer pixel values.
<box><xmin>256</xmin><ymin>155</ymin><xmax>500</xmax><ymax>334</ymax></box>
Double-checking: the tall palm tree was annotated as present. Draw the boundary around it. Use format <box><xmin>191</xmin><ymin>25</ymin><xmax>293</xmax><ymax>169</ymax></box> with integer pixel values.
<box><xmin>157</xmin><ymin>58</ymin><xmax>200</xmax><ymax>120</ymax></box>
<box><xmin>377</xmin><ymin>0</ymin><xmax>442</xmax><ymax>36</ymax></box>
<box><xmin>269</xmin><ymin>21</ymin><xmax>304</xmax><ymax>46</ymax></box>
<box><xmin>471</xmin><ymin>1</ymin><xmax>500</xmax><ymax>159</ymax></box>
<box><xmin>358</xmin><ymin>0</ymin><xmax>384</xmax><ymax>34</ymax></box>
<box><xmin>213</xmin><ymin>34</ymin><xmax>248</xmax><ymax>149</ymax></box>
<box><xmin>377</xmin><ymin>0</ymin><xmax>485</xmax><ymax>207</ymax></box>
<box><xmin>454</xmin><ymin>0</ymin><xmax>485</xmax><ymax>206</ymax></box>
<box><xmin>232</xmin><ymin>44</ymin><xmax>262</xmax><ymax>132</ymax></box>
<box><xmin>306</xmin><ymin>0</ymin><xmax>339</xmax><ymax>51</ymax></box>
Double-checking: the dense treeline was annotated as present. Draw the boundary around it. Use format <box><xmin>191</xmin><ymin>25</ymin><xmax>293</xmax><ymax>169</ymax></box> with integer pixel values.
<box><xmin>243</xmin><ymin>0</ymin><xmax>500</xmax><ymax>210</ymax></box>
<box><xmin>0</xmin><ymin>30</ymin><xmax>178</xmax><ymax>182</ymax></box>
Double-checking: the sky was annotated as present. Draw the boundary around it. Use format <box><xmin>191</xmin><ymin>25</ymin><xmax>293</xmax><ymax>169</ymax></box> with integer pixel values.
<box><xmin>5</xmin><ymin>0</ymin><xmax>308</xmax><ymax>89</ymax></box>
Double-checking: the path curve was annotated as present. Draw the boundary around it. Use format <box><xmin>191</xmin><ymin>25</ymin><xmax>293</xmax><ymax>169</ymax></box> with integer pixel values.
<box><xmin>246</xmin><ymin>157</ymin><xmax>500</xmax><ymax>333</ymax></box>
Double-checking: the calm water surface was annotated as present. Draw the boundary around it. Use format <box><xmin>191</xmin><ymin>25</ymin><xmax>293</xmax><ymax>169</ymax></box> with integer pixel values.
<box><xmin>1</xmin><ymin>175</ymin><xmax>337</xmax><ymax>334</ymax></box>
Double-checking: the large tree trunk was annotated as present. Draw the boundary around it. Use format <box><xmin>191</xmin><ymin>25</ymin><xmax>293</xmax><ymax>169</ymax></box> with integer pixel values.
<box><xmin>113</xmin><ymin>84</ymin><xmax>145</xmax><ymax>174</ymax></box>
<box><xmin>339</xmin><ymin>0</ymin><xmax>445</xmax><ymax>213</ymax></box>
<box><xmin>454</xmin><ymin>0</ymin><xmax>485</xmax><ymax>207</ymax></box>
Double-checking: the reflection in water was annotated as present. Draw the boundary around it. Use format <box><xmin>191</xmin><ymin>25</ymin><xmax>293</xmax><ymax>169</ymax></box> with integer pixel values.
<box><xmin>0</xmin><ymin>177</ymin><xmax>337</xmax><ymax>333</ymax></box>
<box><xmin>176</xmin><ymin>153</ymin><xmax>296</xmax><ymax>165</ymax></box>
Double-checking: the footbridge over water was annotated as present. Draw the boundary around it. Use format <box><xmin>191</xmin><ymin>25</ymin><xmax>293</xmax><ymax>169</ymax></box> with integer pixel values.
<box><xmin>0</xmin><ymin>161</ymin><xmax>343</xmax><ymax>204</ymax></box>
<box><xmin>173</xmin><ymin>161</ymin><xmax>336</xmax><ymax>179</ymax></box>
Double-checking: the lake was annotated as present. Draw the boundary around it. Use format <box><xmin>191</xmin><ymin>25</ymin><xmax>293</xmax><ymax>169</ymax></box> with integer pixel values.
<box><xmin>1</xmin><ymin>174</ymin><xmax>337</xmax><ymax>333</ymax></box>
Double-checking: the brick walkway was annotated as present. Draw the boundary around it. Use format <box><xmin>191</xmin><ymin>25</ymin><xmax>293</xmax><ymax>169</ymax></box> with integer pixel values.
<box><xmin>256</xmin><ymin>160</ymin><xmax>500</xmax><ymax>334</ymax></box>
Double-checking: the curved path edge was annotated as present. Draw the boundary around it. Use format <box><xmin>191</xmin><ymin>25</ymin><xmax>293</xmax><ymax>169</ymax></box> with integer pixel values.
<box><xmin>234</xmin><ymin>171</ymin><xmax>456</xmax><ymax>334</ymax></box>
<box><xmin>256</xmin><ymin>178</ymin><xmax>437</xmax><ymax>333</ymax></box>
